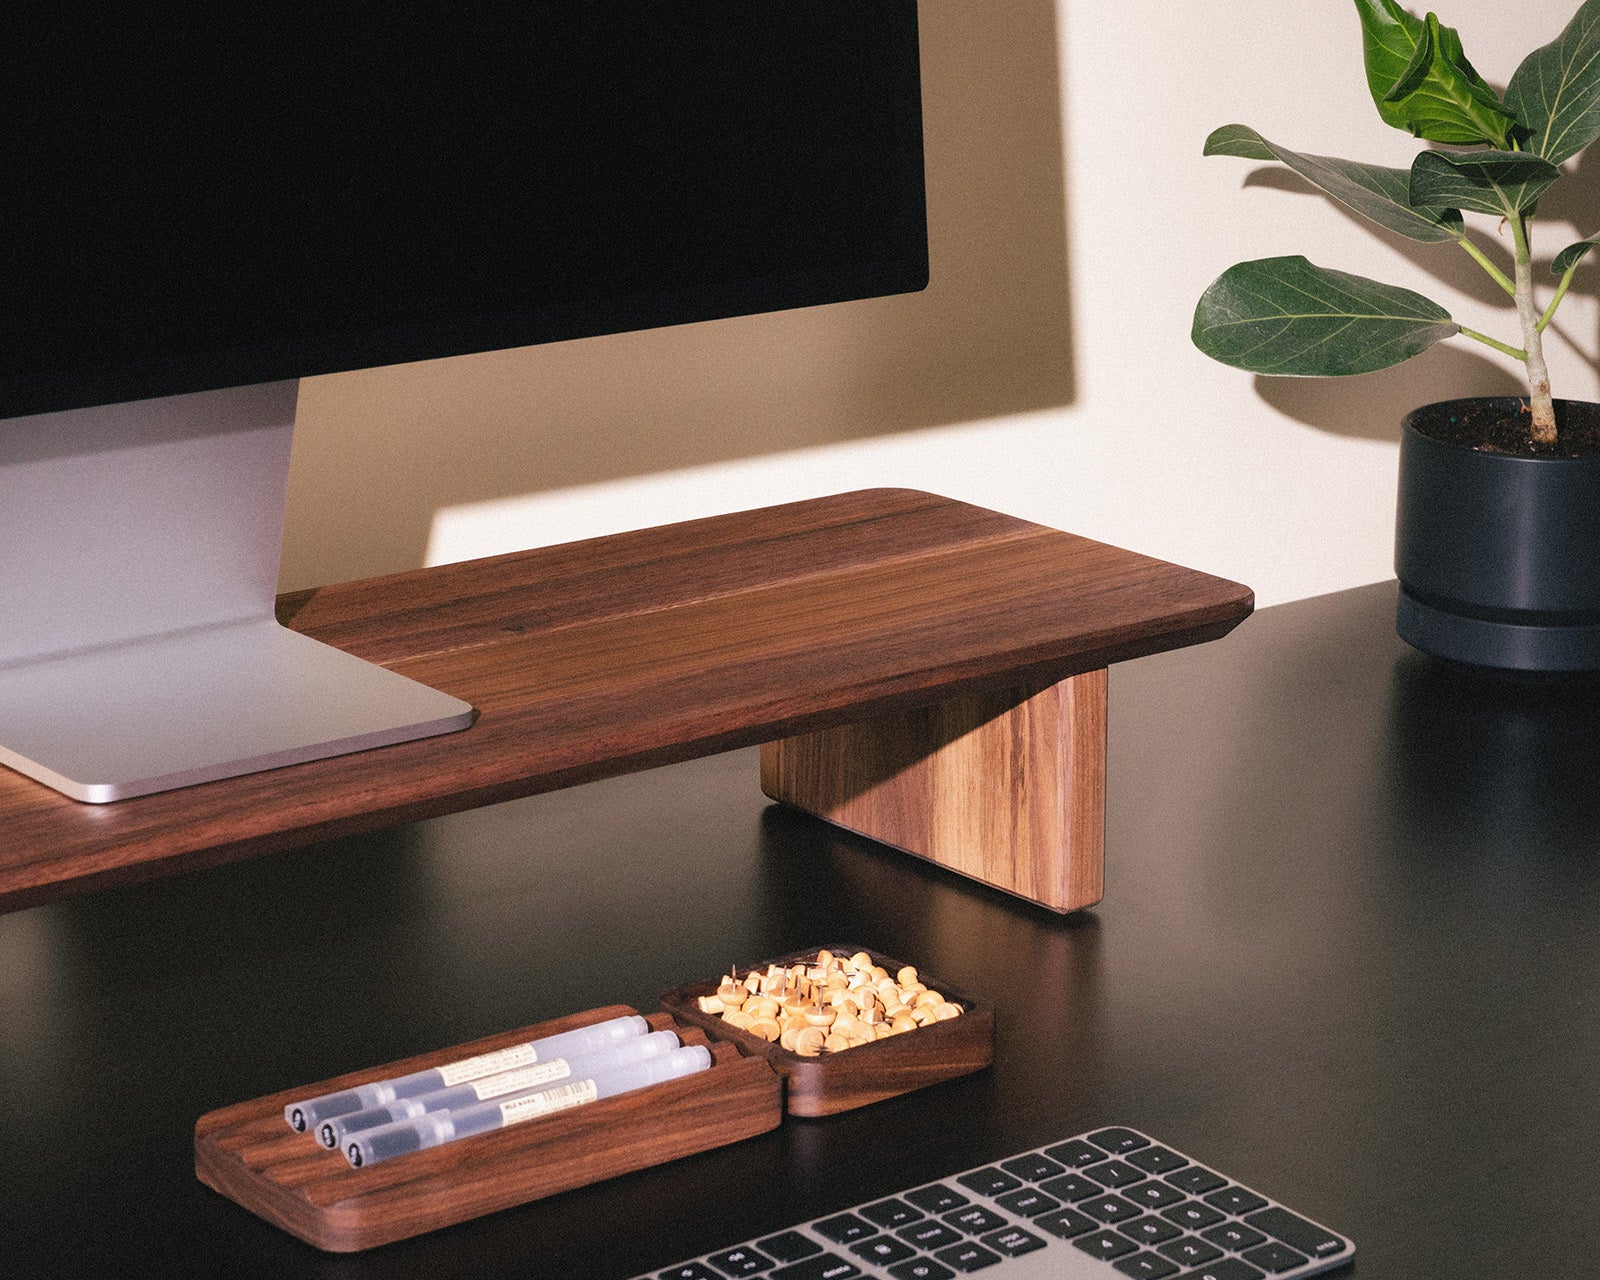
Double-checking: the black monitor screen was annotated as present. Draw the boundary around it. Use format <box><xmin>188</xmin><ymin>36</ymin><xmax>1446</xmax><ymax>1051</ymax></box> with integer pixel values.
<box><xmin>3</xmin><ymin>8</ymin><xmax>927</xmax><ymax>420</ymax></box>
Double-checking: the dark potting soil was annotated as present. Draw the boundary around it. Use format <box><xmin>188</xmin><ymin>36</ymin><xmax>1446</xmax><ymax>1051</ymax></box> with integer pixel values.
<box><xmin>1414</xmin><ymin>398</ymin><xmax>1600</xmax><ymax>458</ymax></box>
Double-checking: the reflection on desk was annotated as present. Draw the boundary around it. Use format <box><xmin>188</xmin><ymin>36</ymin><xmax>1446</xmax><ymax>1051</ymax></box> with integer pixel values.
<box><xmin>1</xmin><ymin>581</ymin><xmax>1597</xmax><ymax>1278</ymax></box>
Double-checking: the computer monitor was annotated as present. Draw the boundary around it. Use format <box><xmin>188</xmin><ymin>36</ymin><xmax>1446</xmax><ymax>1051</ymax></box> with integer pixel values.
<box><xmin>0</xmin><ymin>10</ymin><xmax>928</xmax><ymax>802</ymax></box>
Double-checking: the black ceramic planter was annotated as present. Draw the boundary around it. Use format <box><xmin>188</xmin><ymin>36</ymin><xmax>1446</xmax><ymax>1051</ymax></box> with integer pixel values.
<box><xmin>1395</xmin><ymin>397</ymin><xmax>1600</xmax><ymax>671</ymax></box>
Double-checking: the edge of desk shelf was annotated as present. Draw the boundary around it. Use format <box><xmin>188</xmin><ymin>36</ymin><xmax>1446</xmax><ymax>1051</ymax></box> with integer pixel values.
<box><xmin>0</xmin><ymin>489</ymin><xmax>1253</xmax><ymax>911</ymax></box>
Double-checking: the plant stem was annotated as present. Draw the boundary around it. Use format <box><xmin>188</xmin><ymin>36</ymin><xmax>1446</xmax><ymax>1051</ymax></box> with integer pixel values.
<box><xmin>1457</xmin><ymin>235</ymin><xmax>1516</xmax><ymax>297</ymax></box>
<box><xmin>1538</xmin><ymin>261</ymin><xmax>1579</xmax><ymax>332</ymax></box>
<box><xmin>1510</xmin><ymin>214</ymin><xmax>1557</xmax><ymax>447</ymax></box>
<box><xmin>1456</xmin><ymin>326</ymin><xmax>1527</xmax><ymax>361</ymax></box>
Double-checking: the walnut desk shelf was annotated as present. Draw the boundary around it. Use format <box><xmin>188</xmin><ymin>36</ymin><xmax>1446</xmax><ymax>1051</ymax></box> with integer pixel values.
<box><xmin>0</xmin><ymin>490</ymin><xmax>1251</xmax><ymax>914</ymax></box>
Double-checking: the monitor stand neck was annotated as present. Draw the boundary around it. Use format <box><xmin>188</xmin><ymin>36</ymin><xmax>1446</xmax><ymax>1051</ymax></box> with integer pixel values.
<box><xmin>0</xmin><ymin>381</ymin><xmax>473</xmax><ymax>802</ymax></box>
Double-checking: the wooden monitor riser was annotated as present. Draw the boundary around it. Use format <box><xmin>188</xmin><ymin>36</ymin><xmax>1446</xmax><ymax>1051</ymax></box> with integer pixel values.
<box><xmin>0</xmin><ymin>490</ymin><xmax>1251</xmax><ymax>914</ymax></box>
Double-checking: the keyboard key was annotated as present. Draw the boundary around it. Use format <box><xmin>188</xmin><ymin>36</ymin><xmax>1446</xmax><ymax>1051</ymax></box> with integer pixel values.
<box><xmin>1083</xmin><ymin>1194</ymin><xmax>1143</xmax><ymax>1224</ymax></box>
<box><xmin>1042</xmin><ymin>1139</ymin><xmax>1105</xmax><ymax>1168</ymax></box>
<box><xmin>898</xmin><ymin>1222</ymin><xmax>965</xmax><ymax>1251</ymax></box>
<box><xmin>978</xmin><ymin>1226</ymin><xmax>1046</xmax><ymax>1257</ymax></box>
<box><xmin>1166</xmin><ymin>1166</ymin><xmax>1227</xmax><ymax>1194</ymax></box>
<box><xmin>886</xmin><ymin>1259</ymin><xmax>955</xmax><ymax>1280</ymax></box>
<box><xmin>812</xmin><ymin>1214</ymin><xmax>876</xmax><ymax>1246</ymax></box>
<box><xmin>999</xmin><ymin>1153</ymin><xmax>1065</xmax><ymax>1182</ymax></box>
<box><xmin>1089</xmin><ymin>1127</ymin><xmax>1151</xmax><ymax>1155</ymax></box>
<box><xmin>758</xmin><ymin>1233</ymin><xmax>822</xmax><ymax>1264</ymax></box>
<box><xmin>850</xmin><ymin>1236</ymin><xmax>916</xmax><ymax>1266</ymax></box>
<box><xmin>1123</xmin><ymin>1180</ymin><xmax>1186</xmax><ymax>1210</ymax></box>
<box><xmin>771</xmin><ymin>1257</ymin><xmax>863</xmax><ymax>1280</ymax></box>
<box><xmin>1086</xmin><ymin>1160</ymin><xmax>1146</xmax><ymax>1189</ymax></box>
<box><xmin>1112</xmin><ymin>1253</ymin><xmax>1180</xmax><ymax>1278</ymax></box>
<box><xmin>1201</xmin><ymin>1221</ymin><xmax>1267</xmax><ymax>1252</ymax></box>
<box><xmin>708</xmin><ymin>1246</ymin><xmax>773</xmax><ymax>1275</ymax></box>
<box><xmin>1181</xmin><ymin>1262</ymin><xmax>1266</xmax><ymax>1280</ymax></box>
<box><xmin>1161</xmin><ymin>1200</ymin><xmax>1225</xmax><ymax>1231</ymax></box>
<box><xmin>1038</xmin><ymin>1172</ymin><xmax>1101</xmax><ymax>1202</ymax></box>
<box><xmin>1157</xmin><ymin>1235</ymin><xmax>1223</xmax><ymax>1268</ymax></box>
<box><xmin>994</xmin><ymin>1187</ymin><xmax>1060</xmax><ymax>1217</ymax></box>
<box><xmin>861</xmin><ymin>1198</ymin><xmax>923</xmax><ymax>1229</ymax></box>
<box><xmin>1126</xmin><ymin>1146</ymin><xmax>1188</xmax><ymax>1175</ymax></box>
<box><xmin>943</xmin><ymin>1205</ymin><xmax>1008</xmax><ymax>1235</ymax></box>
<box><xmin>956</xmin><ymin>1167</ymin><xmax>1022</xmax><ymax>1197</ymax></box>
<box><xmin>1243</xmin><ymin>1206</ymin><xmax>1348</xmax><ymax>1259</ymax></box>
<box><xmin>1033</xmin><ymin>1206</ymin><xmax>1098</xmax><ymax>1240</ymax></box>
<box><xmin>932</xmin><ymin>1241</ymin><xmax>1003</xmax><ymax>1272</ymax></box>
<box><xmin>1241</xmin><ymin>1241</ymin><xmax>1310</xmax><ymax>1273</ymax></box>
<box><xmin>1204</xmin><ymin>1185</ymin><xmax>1267</xmax><ymax>1215</ymax></box>
<box><xmin>1120</xmin><ymin>1214</ymin><xmax>1182</xmax><ymax>1246</ymax></box>
<box><xmin>661</xmin><ymin>1265</ymin><xmax>721</xmax><ymax>1280</ymax></box>
<box><xmin>1074</xmin><ymin>1229</ymin><xmax>1138</xmax><ymax>1261</ymax></box>
<box><xmin>905</xmin><ymin>1184</ymin><xmax>970</xmax><ymax>1215</ymax></box>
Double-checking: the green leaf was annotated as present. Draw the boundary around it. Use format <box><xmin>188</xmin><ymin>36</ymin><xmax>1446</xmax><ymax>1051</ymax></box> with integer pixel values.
<box><xmin>1409</xmin><ymin>148</ymin><xmax>1562</xmax><ymax>218</ymax></box>
<box><xmin>1553</xmin><ymin>236</ymin><xmax>1599</xmax><ymax>275</ymax></box>
<box><xmin>1384</xmin><ymin>8</ymin><xmax>1441</xmax><ymax>102</ymax></box>
<box><xmin>1353</xmin><ymin>0</ymin><xmax>1517</xmax><ymax>145</ymax></box>
<box><xmin>1204</xmin><ymin>124</ymin><xmax>1277</xmax><ymax>162</ymax></box>
<box><xmin>1505</xmin><ymin>0</ymin><xmax>1600</xmax><ymax>163</ymax></box>
<box><xmin>1193</xmin><ymin>255</ymin><xmax>1458</xmax><ymax>376</ymax></box>
<box><xmin>1204</xmin><ymin>124</ymin><xmax>1463</xmax><ymax>243</ymax></box>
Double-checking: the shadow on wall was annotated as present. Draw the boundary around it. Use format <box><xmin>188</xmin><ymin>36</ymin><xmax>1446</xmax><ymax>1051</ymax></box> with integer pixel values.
<box><xmin>1539</xmin><ymin>151</ymin><xmax>1600</xmax><ymax>385</ymax></box>
<box><xmin>280</xmin><ymin>0</ymin><xmax>1075</xmax><ymax>591</ymax></box>
<box><xmin>1243</xmin><ymin>153</ymin><xmax>1600</xmax><ymax>442</ymax></box>
<box><xmin>1256</xmin><ymin>347</ymin><xmax>1525</xmax><ymax>441</ymax></box>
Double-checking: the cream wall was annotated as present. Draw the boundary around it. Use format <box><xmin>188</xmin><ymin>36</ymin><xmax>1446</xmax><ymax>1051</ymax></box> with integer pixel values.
<box><xmin>281</xmin><ymin>0</ymin><xmax>1597</xmax><ymax>609</ymax></box>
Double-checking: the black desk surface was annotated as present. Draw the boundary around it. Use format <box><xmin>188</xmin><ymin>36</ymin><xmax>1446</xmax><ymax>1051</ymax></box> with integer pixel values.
<box><xmin>4</xmin><ymin>581</ymin><xmax>1598</xmax><ymax>1278</ymax></box>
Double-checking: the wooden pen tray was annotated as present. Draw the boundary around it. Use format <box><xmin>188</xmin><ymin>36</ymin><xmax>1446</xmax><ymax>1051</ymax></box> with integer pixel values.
<box><xmin>194</xmin><ymin>1004</ymin><xmax>782</xmax><ymax>1252</ymax></box>
<box><xmin>661</xmin><ymin>946</ymin><xmax>994</xmax><ymax>1117</ymax></box>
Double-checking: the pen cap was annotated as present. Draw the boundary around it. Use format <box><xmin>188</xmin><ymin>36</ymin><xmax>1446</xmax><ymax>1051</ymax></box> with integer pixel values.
<box><xmin>526</xmin><ymin>1014</ymin><xmax>649</xmax><ymax>1063</ymax></box>
<box><xmin>571</xmin><ymin>1027</ymin><xmax>678</xmax><ymax>1066</ymax></box>
<box><xmin>345</xmin><ymin>1111</ymin><xmax>455</xmax><ymax>1169</ymax></box>
<box><xmin>284</xmin><ymin>1079</ymin><xmax>396</xmax><ymax>1131</ymax></box>
<box><xmin>587</xmin><ymin>1044</ymin><xmax>712</xmax><ymax>1099</ymax></box>
<box><xmin>323</xmin><ymin>1095</ymin><xmax>430</xmax><ymax>1148</ymax></box>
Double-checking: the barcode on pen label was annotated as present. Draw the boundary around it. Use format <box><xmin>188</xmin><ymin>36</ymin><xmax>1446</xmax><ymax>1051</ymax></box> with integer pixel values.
<box><xmin>500</xmin><ymin>1079</ymin><xmax>599</xmax><ymax>1123</ymax></box>
<box><xmin>470</xmin><ymin>1059</ymin><xmax>572</xmax><ymax>1101</ymax></box>
<box><xmin>438</xmin><ymin>1043</ymin><xmax>541</xmax><ymax>1087</ymax></box>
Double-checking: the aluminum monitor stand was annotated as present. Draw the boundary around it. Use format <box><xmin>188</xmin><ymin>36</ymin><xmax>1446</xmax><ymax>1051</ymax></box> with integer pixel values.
<box><xmin>0</xmin><ymin>380</ymin><xmax>474</xmax><ymax>803</ymax></box>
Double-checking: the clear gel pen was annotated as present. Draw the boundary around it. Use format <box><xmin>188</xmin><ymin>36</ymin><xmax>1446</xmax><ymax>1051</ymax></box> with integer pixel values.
<box><xmin>344</xmin><ymin>1043</ymin><xmax>713</xmax><ymax>1167</ymax></box>
<box><xmin>318</xmin><ymin>1028</ymin><xmax>681</xmax><ymax>1148</ymax></box>
<box><xmin>284</xmin><ymin>1013</ymin><xmax>648</xmax><ymax>1132</ymax></box>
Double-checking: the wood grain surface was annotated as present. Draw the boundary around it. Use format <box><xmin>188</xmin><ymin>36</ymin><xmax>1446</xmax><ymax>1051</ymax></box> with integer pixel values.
<box><xmin>195</xmin><ymin>1006</ymin><xmax>782</xmax><ymax>1252</ymax></box>
<box><xmin>0</xmin><ymin>489</ymin><xmax>1252</xmax><ymax>911</ymax></box>
<box><xmin>761</xmin><ymin>671</ymin><xmax>1107</xmax><ymax>912</ymax></box>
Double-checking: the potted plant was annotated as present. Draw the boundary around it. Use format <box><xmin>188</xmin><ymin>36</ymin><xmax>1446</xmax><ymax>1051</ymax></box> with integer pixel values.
<box><xmin>1192</xmin><ymin>0</ymin><xmax>1600</xmax><ymax>671</ymax></box>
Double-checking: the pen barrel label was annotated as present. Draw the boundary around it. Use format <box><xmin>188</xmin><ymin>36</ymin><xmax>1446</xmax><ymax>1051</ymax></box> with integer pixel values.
<box><xmin>469</xmin><ymin>1058</ymin><xmax>572</xmax><ymax>1101</ymax></box>
<box><xmin>499</xmin><ymin>1079</ymin><xmax>599</xmax><ymax>1124</ymax></box>
<box><xmin>438</xmin><ymin>1043</ymin><xmax>540</xmax><ymax>1087</ymax></box>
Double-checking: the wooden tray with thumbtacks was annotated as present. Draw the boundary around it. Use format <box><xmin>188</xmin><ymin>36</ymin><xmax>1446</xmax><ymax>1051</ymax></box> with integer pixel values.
<box><xmin>661</xmin><ymin>945</ymin><xmax>994</xmax><ymax>1117</ymax></box>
